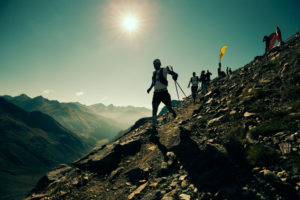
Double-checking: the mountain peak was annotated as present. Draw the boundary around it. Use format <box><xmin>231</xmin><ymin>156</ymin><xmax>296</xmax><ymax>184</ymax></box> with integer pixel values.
<box><xmin>15</xmin><ymin>93</ymin><xmax>31</xmax><ymax>100</ymax></box>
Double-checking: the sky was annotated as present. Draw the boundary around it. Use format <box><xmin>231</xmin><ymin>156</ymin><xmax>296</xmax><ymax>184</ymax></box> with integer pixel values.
<box><xmin>1</xmin><ymin>0</ymin><xmax>300</xmax><ymax>108</ymax></box>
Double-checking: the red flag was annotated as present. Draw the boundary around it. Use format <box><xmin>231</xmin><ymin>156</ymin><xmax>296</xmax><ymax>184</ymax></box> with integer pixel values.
<box><xmin>269</xmin><ymin>32</ymin><xmax>277</xmax><ymax>50</ymax></box>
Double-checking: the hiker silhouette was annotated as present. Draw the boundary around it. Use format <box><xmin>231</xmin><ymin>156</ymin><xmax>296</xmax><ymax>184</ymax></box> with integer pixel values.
<box><xmin>188</xmin><ymin>72</ymin><xmax>200</xmax><ymax>103</ymax></box>
<box><xmin>206</xmin><ymin>70</ymin><xmax>212</xmax><ymax>86</ymax></box>
<box><xmin>147</xmin><ymin>59</ymin><xmax>178</xmax><ymax>131</ymax></box>
<box><xmin>200</xmin><ymin>70</ymin><xmax>208</xmax><ymax>94</ymax></box>
<box><xmin>218</xmin><ymin>62</ymin><xmax>226</xmax><ymax>77</ymax></box>
<box><xmin>263</xmin><ymin>35</ymin><xmax>270</xmax><ymax>53</ymax></box>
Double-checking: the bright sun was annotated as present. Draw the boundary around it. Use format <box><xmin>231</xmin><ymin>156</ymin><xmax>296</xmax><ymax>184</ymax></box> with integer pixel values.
<box><xmin>123</xmin><ymin>15</ymin><xmax>138</xmax><ymax>32</ymax></box>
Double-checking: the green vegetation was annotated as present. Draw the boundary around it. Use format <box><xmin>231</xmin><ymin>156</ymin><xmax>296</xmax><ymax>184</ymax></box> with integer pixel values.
<box><xmin>245</xmin><ymin>101</ymin><xmax>266</xmax><ymax>113</ymax></box>
<box><xmin>246</xmin><ymin>144</ymin><xmax>280</xmax><ymax>166</ymax></box>
<box><xmin>52</xmin><ymin>182</ymin><xmax>64</xmax><ymax>195</ymax></box>
<box><xmin>223</xmin><ymin>125</ymin><xmax>245</xmax><ymax>142</ymax></box>
<box><xmin>262</xmin><ymin>110</ymin><xmax>288</xmax><ymax>120</ymax></box>
<box><xmin>283</xmin><ymin>153</ymin><xmax>300</xmax><ymax>174</ymax></box>
<box><xmin>251</xmin><ymin>109</ymin><xmax>298</xmax><ymax>138</ymax></box>
<box><xmin>251</xmin><ymin>119</ymin><xmax>285</xmax><ymax>137</ymax></box>
<box><xmin>290</xmin><ymin>99</ymin><xmax>300</xmax><ymax>112</ymax></box>
<box><xmin>281</xmin><ymin>85</ymin><xmax>300</xmax><ymax>100</ymax></box>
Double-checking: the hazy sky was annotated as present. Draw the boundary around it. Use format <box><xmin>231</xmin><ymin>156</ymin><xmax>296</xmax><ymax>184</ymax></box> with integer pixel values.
<box><xmin>1</xmin><ymin>0</ymin><xmax>300</xmax><ymax>108</ymax></box>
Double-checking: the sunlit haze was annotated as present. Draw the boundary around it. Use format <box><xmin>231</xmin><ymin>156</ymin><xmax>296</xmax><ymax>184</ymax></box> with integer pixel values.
<box><xmin>123</xmin><ymin>15</ymin><xmax>138</xmax><ymax>32</ymax></box>
<box><xmin>0</xmin><ymin>0</ymin><xmax>300</xmax><ymax>108</ymax></box>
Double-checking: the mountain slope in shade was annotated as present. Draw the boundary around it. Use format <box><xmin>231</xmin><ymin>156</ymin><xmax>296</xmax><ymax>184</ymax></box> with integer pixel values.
<box><xmin>159</xmin><ymin>100</ymin><xmax>182</xmax><ymax>115</ymax></box>
<box><xmin>0</xmin><ymin>97</ymin><xmax>90</xmax><ymax>200</ymax></box>
<box><xmin>3</xmin><ymin>95</ymin><xmax>122</xmax><ymax>144</ymax></box>
<box><xmin>89</xmin><ymin>103</ymin><xmax>151</xmax><ymax>129</ymax></box>
<box><xmin>27</xmin><ymin>32</ymin><xmax>300</xmax><ymax>200</ymax></box>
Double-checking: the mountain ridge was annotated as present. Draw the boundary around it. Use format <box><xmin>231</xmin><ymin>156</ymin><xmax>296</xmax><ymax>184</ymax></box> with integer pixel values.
<box><xmin>27</xmin><ymin>32</ymin><xmax>300</xmax><ymax>199</ymax></box>
<box><xmin>0</xmin><ymin>97</ymin><xmax>90</xmax><ymax>200</ymax></box>
<box><xmin>2</xmin><ymin>95</ymin><xmax>123</xmax><ymax>144</ymax></box>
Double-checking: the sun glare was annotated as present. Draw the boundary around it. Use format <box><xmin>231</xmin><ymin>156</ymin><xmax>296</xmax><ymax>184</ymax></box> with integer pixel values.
<box><xmin>123</xmin><ymin>15</ymin><xmax>138</xmax><ymax>32</ymax></box>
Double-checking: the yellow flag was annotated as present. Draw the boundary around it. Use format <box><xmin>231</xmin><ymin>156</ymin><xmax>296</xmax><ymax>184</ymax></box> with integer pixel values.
<box><xmin>220</xmin><ymin>46</ymin><xmax>227</xmax><ymax>60</ymax></box>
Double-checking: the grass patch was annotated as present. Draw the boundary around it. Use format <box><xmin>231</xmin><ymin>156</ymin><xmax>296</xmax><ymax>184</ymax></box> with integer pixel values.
<box><xmin>251</xmin><ymin>111</ymin><xmax>298</xmax><ymax>137</ymax></box>
<box><xmin>290</xmin><ymin>99</ymin><xmax>300</xmax><ymax>112</ymax></box>
<box><xmin>223</xmin><ymin>125</ymin><xmax>245</xmax><ymax>142</ymax></box>
<box><xmin>283</xmin><ymin>154</ymin><xmax>300</xmax><ymax>174</ymax></box>
<box><xmin>246</xmin><ymin>144</ymin><xmax>280</xmax><ymax>167</ymax></box>
<box><xmin>251</xmin><ymin>120</ymin><xmax>284</xmax><ymax>137</ymax></box>
<box><xmin>51</xmin><ymin>182</ymin><xmax>63</xmax><ymax>195</ymax></box>
<box><xmin>262</xmin><ymin>110</ymin><xmax>288</xmax><ymax>120</ymax></box>
<box><xmin>252</xmin><ymin>89</ymin><xmax>268</xmax><ymax>99</ymax></box>
<box><xmin>281</xmin><ymin>86</ymin><xmax>300</xmax><ymax>100</ymax></box>
<box><xmin>245</xmin><ymin>101</ymin><xmax>267</xmax><ymax>113</ymax></box>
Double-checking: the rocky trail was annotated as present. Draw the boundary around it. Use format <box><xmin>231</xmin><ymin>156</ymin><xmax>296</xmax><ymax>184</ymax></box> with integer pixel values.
<box><xmin>26</xmin><ymin>32</ymin><xmax>300</xmax><ymax>200</ymax></box>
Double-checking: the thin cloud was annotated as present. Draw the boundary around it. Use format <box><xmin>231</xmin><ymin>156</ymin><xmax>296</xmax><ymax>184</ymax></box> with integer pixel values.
<box><xmin>43</xmin><ymin>89</ymin><xmax>53</xmax><ymax>94</ymax></box>
<box><xmin>101</xmin><ymin>96</ymin><xmax>108</xmax><ymax>101</ymax></box>
<box><xmin>76</xmin><ymin>91</ymin><xmax>84</xmax><ymax>96</ymax></box>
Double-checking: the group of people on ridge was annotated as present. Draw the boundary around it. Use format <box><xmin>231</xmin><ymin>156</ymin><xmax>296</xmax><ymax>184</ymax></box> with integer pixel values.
<box><xmin>147</xmin><ymin>27</ymin><xmax>284</xmax><ymax>132</ymax></box>
<box><xmin>187</xmin><ymin>70</ymin><xmax>212</xmax><ymax>103</ymax></box>
<box><xmin>147</xmin><ymin>58</ymin><xmax>213</xmax><ymax>131</ymax></box>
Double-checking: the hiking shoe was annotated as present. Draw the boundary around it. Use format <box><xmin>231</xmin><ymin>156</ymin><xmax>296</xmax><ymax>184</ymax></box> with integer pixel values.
<box><xmin>151</xmin><ymin>126</ymin><xmax>158</xmax><ymax>135</ymax></box>
<box><xmin>173</xmin><ymin>112</ymin><xmax>177</xmax><ymax>118</ymax></box>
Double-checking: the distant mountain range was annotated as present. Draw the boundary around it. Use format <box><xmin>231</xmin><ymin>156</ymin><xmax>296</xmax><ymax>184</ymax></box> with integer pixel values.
<box><xmin>1</xmin><ymin>95</ymin><xmax>114</xmax><ymax>145</ymax></box>
<box><xmin>88</xmin><ymin>103</ymin><xmax>151</xmax><ymax>129</ymax></box>
<box><xmin>0</xmin><ymin>97</ymin><xmax>90</xmax><ymax>200</ymax></box>
<box><xmin>3</xmin><ymin>94</ymin><xmax>151</xmax><ymax>144</ymax></box>
<box><xmin>0</xmin><ymin>94</ymin><xmax>151</xmax><ymax>199</ymax></box>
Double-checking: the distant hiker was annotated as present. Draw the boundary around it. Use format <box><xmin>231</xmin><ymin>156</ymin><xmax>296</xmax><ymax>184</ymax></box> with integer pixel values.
<box><xmin>264</xmin><ymin>27</ymin><xmax>283</xmax><ymax>53</ymax></box>
<box><xmin>188</xmin><ymin>72</ymin><xmax>200</xmax><ymax>103</ymax></box>
<box><xmin>276</xmin><ymin>26</ymin><xmax>283</xmax><ymax>46</ymax></box>
<box><xmin>206</xmin><ymin>70</ymin><xmax>212</xmax><ymax>86</ymax></box>
<box><xmin>218</xmin><ymin>62</ymin><xmax>226</xmax><ymax>77</ymax></box>
<box><xmin>147</xmin><ymin>59</ymin><xmax>178</xmax><ymax>130</ymax></box>
<box><xmin>200</xmin><ymin>70</ymin><xmax>207</xmax><ymax>94</ymax></box>
<box><xmin>263</xmin><ymin>35</ymin><xmax>270</xmax><ymax>53</ymax></box>
<box><xmin>226</xmin><ymin>67</ymin><xmax>229</xmax><ymax>75</ymax></box>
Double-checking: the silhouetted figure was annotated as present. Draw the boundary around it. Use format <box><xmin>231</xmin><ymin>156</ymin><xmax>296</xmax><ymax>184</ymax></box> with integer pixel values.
<box><xmin>206</xmin><ymin>70</ymin><xmax>212</xmax><ymax>86</ymax></box>
<box><xmin>200</xmin><ymin>70</ymin><xmax>207</xmax><ymax>94</ymax></box>
<box><xmin>218</xmin><ymin>62</ymin><xmax>226</xmax><ymax>77</ymax></box>
<box><xmin>226</xmin><ymin>67</ymin><xmax>229</xmax><ymax>75</ymax></box>
<box><xmin>147</xmin><ymin>59</ymin><xmax>177</xmax><ymax>131</ymax></box>
<box><xmin>229</xmin><ymin>68</ymin><xmax>232</xmax><ymax>74</ymax></box>
<box><xmin>263</xmin><ymin>35</ymin><xmax>270</xmax><ymax>53</ymax></box>
<box><xmin>276</xmin><ymin>26</ymin><xmax>283</xmax><ymax>46</ymax></box>
<box><xmin>188</xmin><ymin>72</ymin><xmax>200</xmax><ymax>104</ymax></box>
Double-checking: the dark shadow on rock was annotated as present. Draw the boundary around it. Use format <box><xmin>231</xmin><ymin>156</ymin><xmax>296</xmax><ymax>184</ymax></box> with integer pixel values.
<box><xmin>126</xmin><ymin>168</ymin><xmax>149</xmax><ymax>184</ymax></box>
<box><xmin>149</xmin><ymin>134</ymin><xmax>168</xmax><ymax>162</ymax></box>
<box><xmin>170</xmin><ymin>127</ymin><xmax>240</xmax><ymax>192</ymax></box>
<box><xmin>149</xmin><ymin>133</ymin><xmax>179</xmax><ymax>177</ymax></box>
<box><xmin>73</xmin><ymin>139</ymin><xmax>142</xmax><ymax>176</ymax></box>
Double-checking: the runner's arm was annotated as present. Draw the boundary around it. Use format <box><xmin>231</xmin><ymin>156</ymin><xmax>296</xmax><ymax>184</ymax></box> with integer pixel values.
<box><xmin>147</xmin><ymin>79</ymin><xmax>154</xmax><ymax>93</ymax></box>
<box><xmin>166</xmin><ymin>66</ymin><xmax>178</xmax><ymax>81</ymax></box>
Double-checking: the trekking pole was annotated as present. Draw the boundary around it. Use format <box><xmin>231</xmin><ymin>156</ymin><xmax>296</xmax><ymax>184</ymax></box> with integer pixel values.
<box><xmin>174</xmin><ymin>80</ymin><xmax>180</xmax><ymax>100</ymax></box>
<box><xmin>170</xmin><ymin>66</ymin><xmax>186</xmax><ymax>99</ymax></box>
<box><xmin>170</xmin><ymin>66</ymin><xmax>180</xmax><ymax>100</ymax></box>
<box><xmin>175</xmin><ymin>81</ymin><xmax>187</xmax><ymax>98</ymax></box>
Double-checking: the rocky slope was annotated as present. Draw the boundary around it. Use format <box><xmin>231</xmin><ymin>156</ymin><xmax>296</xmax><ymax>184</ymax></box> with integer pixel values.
<box><xmin>0</xmin><ymin>97</ymin><xmax>90</xmax><ymax>200</ymax></box>
<box><xmin>27</xmin><ymin>33</ymin><xmax>300</xmax><ymax>200</ymax></box>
